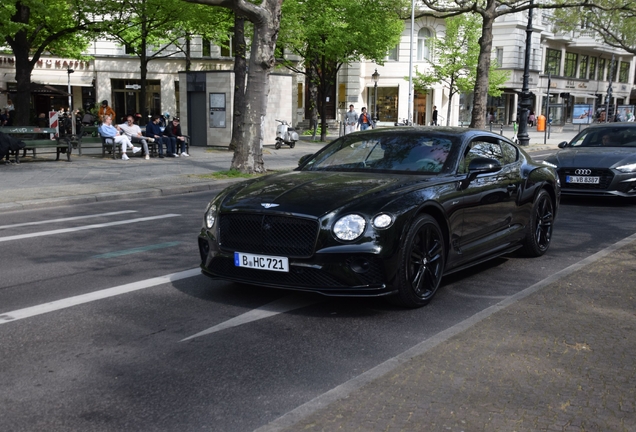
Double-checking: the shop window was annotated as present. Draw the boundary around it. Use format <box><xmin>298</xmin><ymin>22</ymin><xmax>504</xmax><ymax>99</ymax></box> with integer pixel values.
<box><xmin>619</xmin><ymin>62</ymin><xmax>630</xmax><ymax>83</ymax></box>
<box><xmin>588</xmin><ymin>57</ymin><xmax>597</xmax><ymax>80</ymax></box>
<box><xmin>544</xmin><ymin>48</ymin><xmax>561</xmax><ymax>76</ymax></box>
<box><xmin>578</xmin><ymin>55</ymin><xmax>588</xmax><ymax>79</ymax></box>
<box><xmin>366</xmin><ymin>87</ymin><xmax>398</xmax><ymax>123</ymax></box>
<box><xmin>598</xmin><ymin>58</ymin><xmax>606</xmax><ymax>81</ymax></box>
<box><xmin>564</xmin><ymin>52</ymin><xmax>577</xmax><ymax>78</ymax></box>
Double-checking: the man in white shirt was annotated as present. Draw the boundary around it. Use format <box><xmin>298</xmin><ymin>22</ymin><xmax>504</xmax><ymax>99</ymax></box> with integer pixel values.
<box><xmin>97</xmin><ymin>115</ymin><xmax>140</xmax><ymax>161</ymax></box>
<box><xmin>344</xmin><ymin>104</ymin><xmax>358</xmax><ymax>134</ymax></box>
<box><xmin>119</xmin><ymin>115</ymin><xmax>151</xmax><ymax>160</ymax></box>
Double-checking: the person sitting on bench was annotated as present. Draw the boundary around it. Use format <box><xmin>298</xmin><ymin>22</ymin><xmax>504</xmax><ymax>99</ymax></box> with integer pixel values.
<box><xmin>98</xmin><ymin>115</ymin><xmax>140</xmax><ymax>161</ymax></box>
<box><xmin>119</xmin><ymin>115</ymin><xmax>151</xmax><ymax>160</ymax></box>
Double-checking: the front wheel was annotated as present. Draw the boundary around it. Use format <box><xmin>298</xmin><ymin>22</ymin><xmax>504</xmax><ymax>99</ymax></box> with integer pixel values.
<box><xmin>393</xmin><ymin>214</ymin><xmax>446</xmax><ymax>308</ymax></box>
<box><xmin>520</xmin><ymin>189</ymin><xmax>554</xmax><ymax>257</ymax></box>
<box><xmin>275</xmin><ymin>139</ymin><xmax>282</xmax><ymax>150</ymax></box>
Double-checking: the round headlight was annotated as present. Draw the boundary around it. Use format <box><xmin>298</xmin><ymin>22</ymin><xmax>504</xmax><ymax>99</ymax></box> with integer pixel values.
<box><xmin>372</xmin><ymin>213</ymin><xmax>393</xmax><ymax>229</ymax></box>
<box><xmin>205</xmin><ymin>204</ymin><xmax>217</xmax><ymax>229</ymax></box>
<box><xmin>333</xmin><ymin>214</ymin><xmax>366</xmax><ymax>241</ymax></box>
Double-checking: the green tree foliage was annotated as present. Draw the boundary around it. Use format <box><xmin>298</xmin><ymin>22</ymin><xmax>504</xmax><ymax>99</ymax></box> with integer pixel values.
<box><xmin>0</xmin><ymin>0</ymin><xmax>103</xmax><ymax>125</ymax></box>
<box><xmin>105</xmin><ymin>0</ymin><xmax>232</xmax><ymax>121</ymax></box>
<box><xmin>278</xmin><ymin>0</ymin><xmax>408</xmax><ymax>140</ymax></box>
<box><xmin>412</xmin><ymin>13</ymin><xmax>509</xmax><ymax>126</ymax></box>
<box><xmin>417</xmin><ymin>0</ymin><xmax>596</xmax><ymax>128</ymax></box>
<box><xmin>553</xmin><ymin>2</ymin><xmax>636</xmax><ymax>54</ymax></box>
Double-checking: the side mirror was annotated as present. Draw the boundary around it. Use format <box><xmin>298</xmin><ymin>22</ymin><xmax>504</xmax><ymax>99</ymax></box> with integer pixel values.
<box><xmin>557</xmin><ymin>141</ymin><xmax>568</xmax><ymax>148</ymax></box>
<box><xmin>468</xmin><ymin>157</ymin><xmax>502</xmax><ymax>174</ymax></box>
<box><xmin>298</xmin><ymin>153</ymin><xmax>314</xmax><ymax>166</ymax></box>
<box><xmin>461</xmin><ymin>157</ymin><xmax>502</xmax><ymax>189</ymax></box>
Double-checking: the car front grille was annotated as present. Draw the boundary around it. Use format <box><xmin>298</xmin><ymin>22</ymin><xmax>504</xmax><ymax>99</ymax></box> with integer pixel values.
<box><xmin>559</xmin><ymin>168</ymin><xmax>614</xmax><ymax>190</ymax></box>
<box><xmin>218</xmin><ymin>213</ymin><xmax>319</xmax><ymax>258</ymax></box>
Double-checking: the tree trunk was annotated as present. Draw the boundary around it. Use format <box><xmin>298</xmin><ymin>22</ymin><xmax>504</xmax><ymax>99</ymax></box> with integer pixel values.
<box><xmin>7</xmin><ymin>3</ymin><xmax>36</xmax><ymax>126</ymax></box>
<box><xmin>230</xmin><ymin>3</ymin><xmax>281</xmax><ymax>173</ymax></box>
<box><xmin>229</xmin><ymin>15</ymin><xmax>247</xmax><ymax>153</ymax></box>
<box><xmin>470</xmin><ymin>1</ymin><xmax>496</xmax><ymax>129</ymax></box>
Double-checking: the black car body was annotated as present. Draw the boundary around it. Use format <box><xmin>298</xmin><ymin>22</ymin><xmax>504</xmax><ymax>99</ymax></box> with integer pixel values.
<box><xmin>542</xmin><ymin>123</ymin><xmax>636</xmax><ymax>197</ymax></box>
<box><xmin>198</xmin><ymin>127</ymin><xmax>560</xmax><ymax>307</ymax></box>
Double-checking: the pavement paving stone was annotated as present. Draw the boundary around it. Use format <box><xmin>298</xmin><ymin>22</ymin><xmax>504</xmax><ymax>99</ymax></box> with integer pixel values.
<box><xmin>280</xmin><ymin>241</ymin><xmax>636</xmax><ymax>431</ymax></box>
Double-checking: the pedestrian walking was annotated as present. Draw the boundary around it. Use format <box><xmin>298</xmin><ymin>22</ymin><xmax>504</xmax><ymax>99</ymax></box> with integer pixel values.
<box><xmin>432</xmin><ymin>105</ymin><xmax>438</xmax><ymax>126</ymax></box>
<box><xmin>357</xmin><ymin>107</ymin><xmax>374</xmax><ymax>131</ymax></box>
<box><xmin>344</xmin><ymin>105</ymin><xmax>358</xmax><ymax>134</ymax></box>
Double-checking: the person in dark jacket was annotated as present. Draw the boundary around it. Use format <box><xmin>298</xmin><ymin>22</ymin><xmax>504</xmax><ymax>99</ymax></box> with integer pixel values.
<box><xmin>165</xmin><ymin>117</ymin><xmax>189</xmax><ymax>157</ymax></box>
<box><xmin>146</xmin><ymin>115</ymin><xmax>171</xmax><ymax>158</ymax></box>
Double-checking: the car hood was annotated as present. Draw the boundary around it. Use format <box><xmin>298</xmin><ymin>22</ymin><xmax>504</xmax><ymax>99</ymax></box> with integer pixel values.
<box><xmin>220</xmin><ymin>170</ymin><xmax>437</xmax><ymax>217</ymax></box>
<box><xmin>547</xmin><ymin>147</ymin><xmax>636</xmax><ymax>168</ymax></box>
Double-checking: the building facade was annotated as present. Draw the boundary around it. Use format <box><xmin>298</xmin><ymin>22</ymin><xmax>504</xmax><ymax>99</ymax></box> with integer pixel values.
<box><xmin>1</xmin><ymin>6</ymin><xmax>634</xmax><ymax>143</ymax></box>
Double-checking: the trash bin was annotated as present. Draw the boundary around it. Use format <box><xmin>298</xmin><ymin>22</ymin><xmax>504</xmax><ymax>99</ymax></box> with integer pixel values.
<box><xmin>537</xmin><ymin>114</ymin><xmax>546</xmax><ymax>132</ymax></box>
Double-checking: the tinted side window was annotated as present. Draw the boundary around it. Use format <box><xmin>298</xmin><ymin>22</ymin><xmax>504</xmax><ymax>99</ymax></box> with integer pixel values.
<box><xmin>460</xmin><ymin>141</ymin><xmax>503</xmax><ymax>173</ymax></box>
<box><xmin>501</xmin><ymin>142</ymin><xmax>518</xmax><ymax>165</ymax></box>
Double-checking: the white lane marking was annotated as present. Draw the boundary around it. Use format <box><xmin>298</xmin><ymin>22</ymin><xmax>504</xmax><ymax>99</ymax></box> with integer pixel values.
<box><xmin>0</xmin><ymin>214</ymin><xmax>180</xmax><ymax>243</ymax></box>
<box><xmin>254</xmin><ymin>231</ymin><xmax>636</xmax><ymax>432</ymax></box>
<box><xmin>181</xmin><ymin>294</ymin><xmax>320</xmax><ymax>342</ymax></box>
<box><xmin>0</xmin><ymin>268</ymin><xmax>200</xmax><ymax>325</ymax></box>
<box><xmin>0</xmin><ymin>210</ymin><xmax>137</xmax><ymax>230</ymax></box>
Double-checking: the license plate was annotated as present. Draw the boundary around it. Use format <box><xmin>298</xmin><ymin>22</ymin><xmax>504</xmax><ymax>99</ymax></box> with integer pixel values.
<box><xmin>566</xmin><ymin>175</ymin><xmax>600</xmax><ymax>184</ymax></box>
<box><xmin>234</xmin><ymin>252</ymin><xmax>289</xmax><ymax>272</ymax></box>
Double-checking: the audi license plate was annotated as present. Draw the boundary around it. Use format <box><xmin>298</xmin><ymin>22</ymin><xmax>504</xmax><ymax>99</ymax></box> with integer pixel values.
<box><xmin>234</xmin><ymin>252</ymin><xmax>289</xmax><ymax>272</ymax></box>
<box><xmin>566</xmin><ymin>175</ymin><xmax>600</xmax><ymax>184</ymax></box>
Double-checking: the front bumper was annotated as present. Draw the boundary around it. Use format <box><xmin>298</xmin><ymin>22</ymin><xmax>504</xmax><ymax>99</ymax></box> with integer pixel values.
<box><xmin>558</xmin><ymin>169</ymin><xmax>636</xmax><ymax>197</ymax></box>
<box><xmin>198</xmin><ymin>233</ymin><xmax>397</xmax><ymax>297</ymax></box>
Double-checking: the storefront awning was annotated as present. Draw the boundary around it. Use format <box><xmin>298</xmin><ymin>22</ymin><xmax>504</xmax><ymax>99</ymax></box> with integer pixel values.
<box><xmin>32</xmin><ymin>74</ymin><xmax>94</xmax><ymax>87</ymax></box>
<box><xmin>31</xmin><ymin>84</ymin><xmax>70</xmax><ymax>96</ymax></box>
<box><xmin>569</xmin><ymin>92</ymin><xmax>598</xmax><ymax>99</ymax></box>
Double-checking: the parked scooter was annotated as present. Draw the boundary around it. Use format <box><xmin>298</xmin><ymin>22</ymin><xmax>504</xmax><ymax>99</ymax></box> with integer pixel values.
<box><xmin>275</xmin><ymin>119</ymin><xmax>299</xmax><ymax>149</ymax></box>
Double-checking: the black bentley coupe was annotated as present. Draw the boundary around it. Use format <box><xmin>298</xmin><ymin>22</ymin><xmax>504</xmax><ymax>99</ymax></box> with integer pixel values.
<box><xmin>198</xmin><ymin>127</ymin><xmax>560</xmax><ymax>308</ymax></box>
<box><xmin>542</xmin><ymin>123</ymin><xmax>636</xmax><ymax>197</ymax></box>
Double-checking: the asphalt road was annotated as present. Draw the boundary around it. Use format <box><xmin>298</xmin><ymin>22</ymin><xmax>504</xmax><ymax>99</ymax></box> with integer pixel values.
<box><xmin>1</xmin><ymin>172</ymin><xmax>636</xmax><ymax>431</ymax></box>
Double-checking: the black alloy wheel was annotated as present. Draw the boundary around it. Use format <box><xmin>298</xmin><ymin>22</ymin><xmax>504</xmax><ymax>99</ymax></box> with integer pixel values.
<box><xmin>520</xmin><ymin>189</ymin><xmax>554</xmax><ymax>257</ymax></box>
<box><xmin>394</xmin><ymin>214</ymin><xmax>446</xmax><ymax>308</ymax></box>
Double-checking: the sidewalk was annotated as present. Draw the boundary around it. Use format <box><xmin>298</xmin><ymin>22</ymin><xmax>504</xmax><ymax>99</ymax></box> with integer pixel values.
<box><xmin>0</xmin><ymin>126</ymin><xmax>572</xmax><ymax>213</ymax></box>
<box><xmin>271</xmin><ymin>235</ymin><xmax>636</xmax><ymax>432</ymax></box>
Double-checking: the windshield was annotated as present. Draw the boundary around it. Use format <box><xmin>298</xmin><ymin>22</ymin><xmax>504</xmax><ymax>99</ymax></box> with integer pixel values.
<box><xmin>301</xmin><ymin>133</ymin><xmax>458</xmax><ymax>174</ymax></box>
<box><xmin>568</xmin><ymin>126</ymin><xmax>636</xmax><ymax>148</ymax></box>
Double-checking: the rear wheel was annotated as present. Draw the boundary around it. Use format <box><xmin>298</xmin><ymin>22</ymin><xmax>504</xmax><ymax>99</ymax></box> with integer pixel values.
<box><xmin>290</xmin><ymin>141</ymin><xmax>296</xmax><ymax>148</ymax></box>
<box><xmin>520</xmin><ymin>189</ymin><xmax>554</xmax><ymax>257</ymax></box>
<box><xmin>393</xmin><ymin>214</ymin><xmax>446</xmax><ymax>308</ymax></box>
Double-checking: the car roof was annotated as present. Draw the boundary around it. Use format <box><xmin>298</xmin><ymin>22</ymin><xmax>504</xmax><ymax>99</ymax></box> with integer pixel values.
<box><xmin>582</xmin><ymin>122</ymin><xmax>636</xmax><ymax>131</ymax></box>
<box><xmin>354</xmin><ymin>126</ymin><xmax>511</xmax><ymax>141</ymax></box>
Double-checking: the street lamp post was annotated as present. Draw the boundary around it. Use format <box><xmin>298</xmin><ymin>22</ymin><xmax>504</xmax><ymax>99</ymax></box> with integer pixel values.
<box><xmin>518</xmin><ymin>0</ymin><xmax>534</xmax><ymax>146</ymax></box>
<box><xmin>67</xmin><ymin>68</ymin><xmax>75</xmax><ymax>135</ymax></box>
<box><xmin>372</xmin><ymin>69</ymin><xmax>380</xmax><ymax>124</ymax></box>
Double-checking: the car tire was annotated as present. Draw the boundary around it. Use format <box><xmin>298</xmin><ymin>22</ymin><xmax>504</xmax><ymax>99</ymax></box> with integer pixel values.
<box><xmin>393</xmin><ymin>214</ymin><xmax>446</xmax><ymax>308</ymax></box>
<box><xmin>520</xmin><ymin>189</ymin><xmax>554</xmax><ymax>257</ymax></box>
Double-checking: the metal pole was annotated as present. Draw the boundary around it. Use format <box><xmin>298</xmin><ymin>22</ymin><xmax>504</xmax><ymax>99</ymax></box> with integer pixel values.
<box><xmin>407</xmin><ymin>0</ymin><xmax>415</xmax><ymax>125</ymax></box>
<box><xmin>517</xmin><ymin>0</ymin><xmax>534</xmax><ymax>146</ymax></box>
<box><xmin>67</xmin><ymin>68</ymin><xmax>75</xmax><ymax>135</ymax></box>
<box><xmin>605</xmin><ymin>53</ymin><xmax>614</xmax><ymax>123</ymax></box>
<box><xmin>374</xmin><ymin>81</ymin><xmax>378</xmax><ymax>124</ymax></box>
<box><xmin>544</xmin><ymin>73</ymin><xmax>550</xmax><ymax>145</ymax></box>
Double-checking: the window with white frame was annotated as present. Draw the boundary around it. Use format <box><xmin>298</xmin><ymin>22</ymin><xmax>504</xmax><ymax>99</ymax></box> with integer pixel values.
<box><xmin>495</xmin><ymin>47</ymin><xmax>503</xmax><ymax>67</ymax></box>
<box><xmin>417</xmin><ymin>28</ymin><xmax>433</xmax><ymax>61</ymax></box>
<box><xmin>386</xmin><ymin>44</ymin><xmax>399</xmax><ymax>61</ymax></box>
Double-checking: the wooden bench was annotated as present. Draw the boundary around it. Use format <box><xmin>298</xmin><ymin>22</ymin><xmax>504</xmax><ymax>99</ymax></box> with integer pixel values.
<box><xmin>76</xmin><ymin>125</ymin><xmax>157</xmax><ymax>159</ymax></box>
<box><xmin>1</xmin><ymin>126</ymin><xmax>72</xmax><ymax>163</ymax></box>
